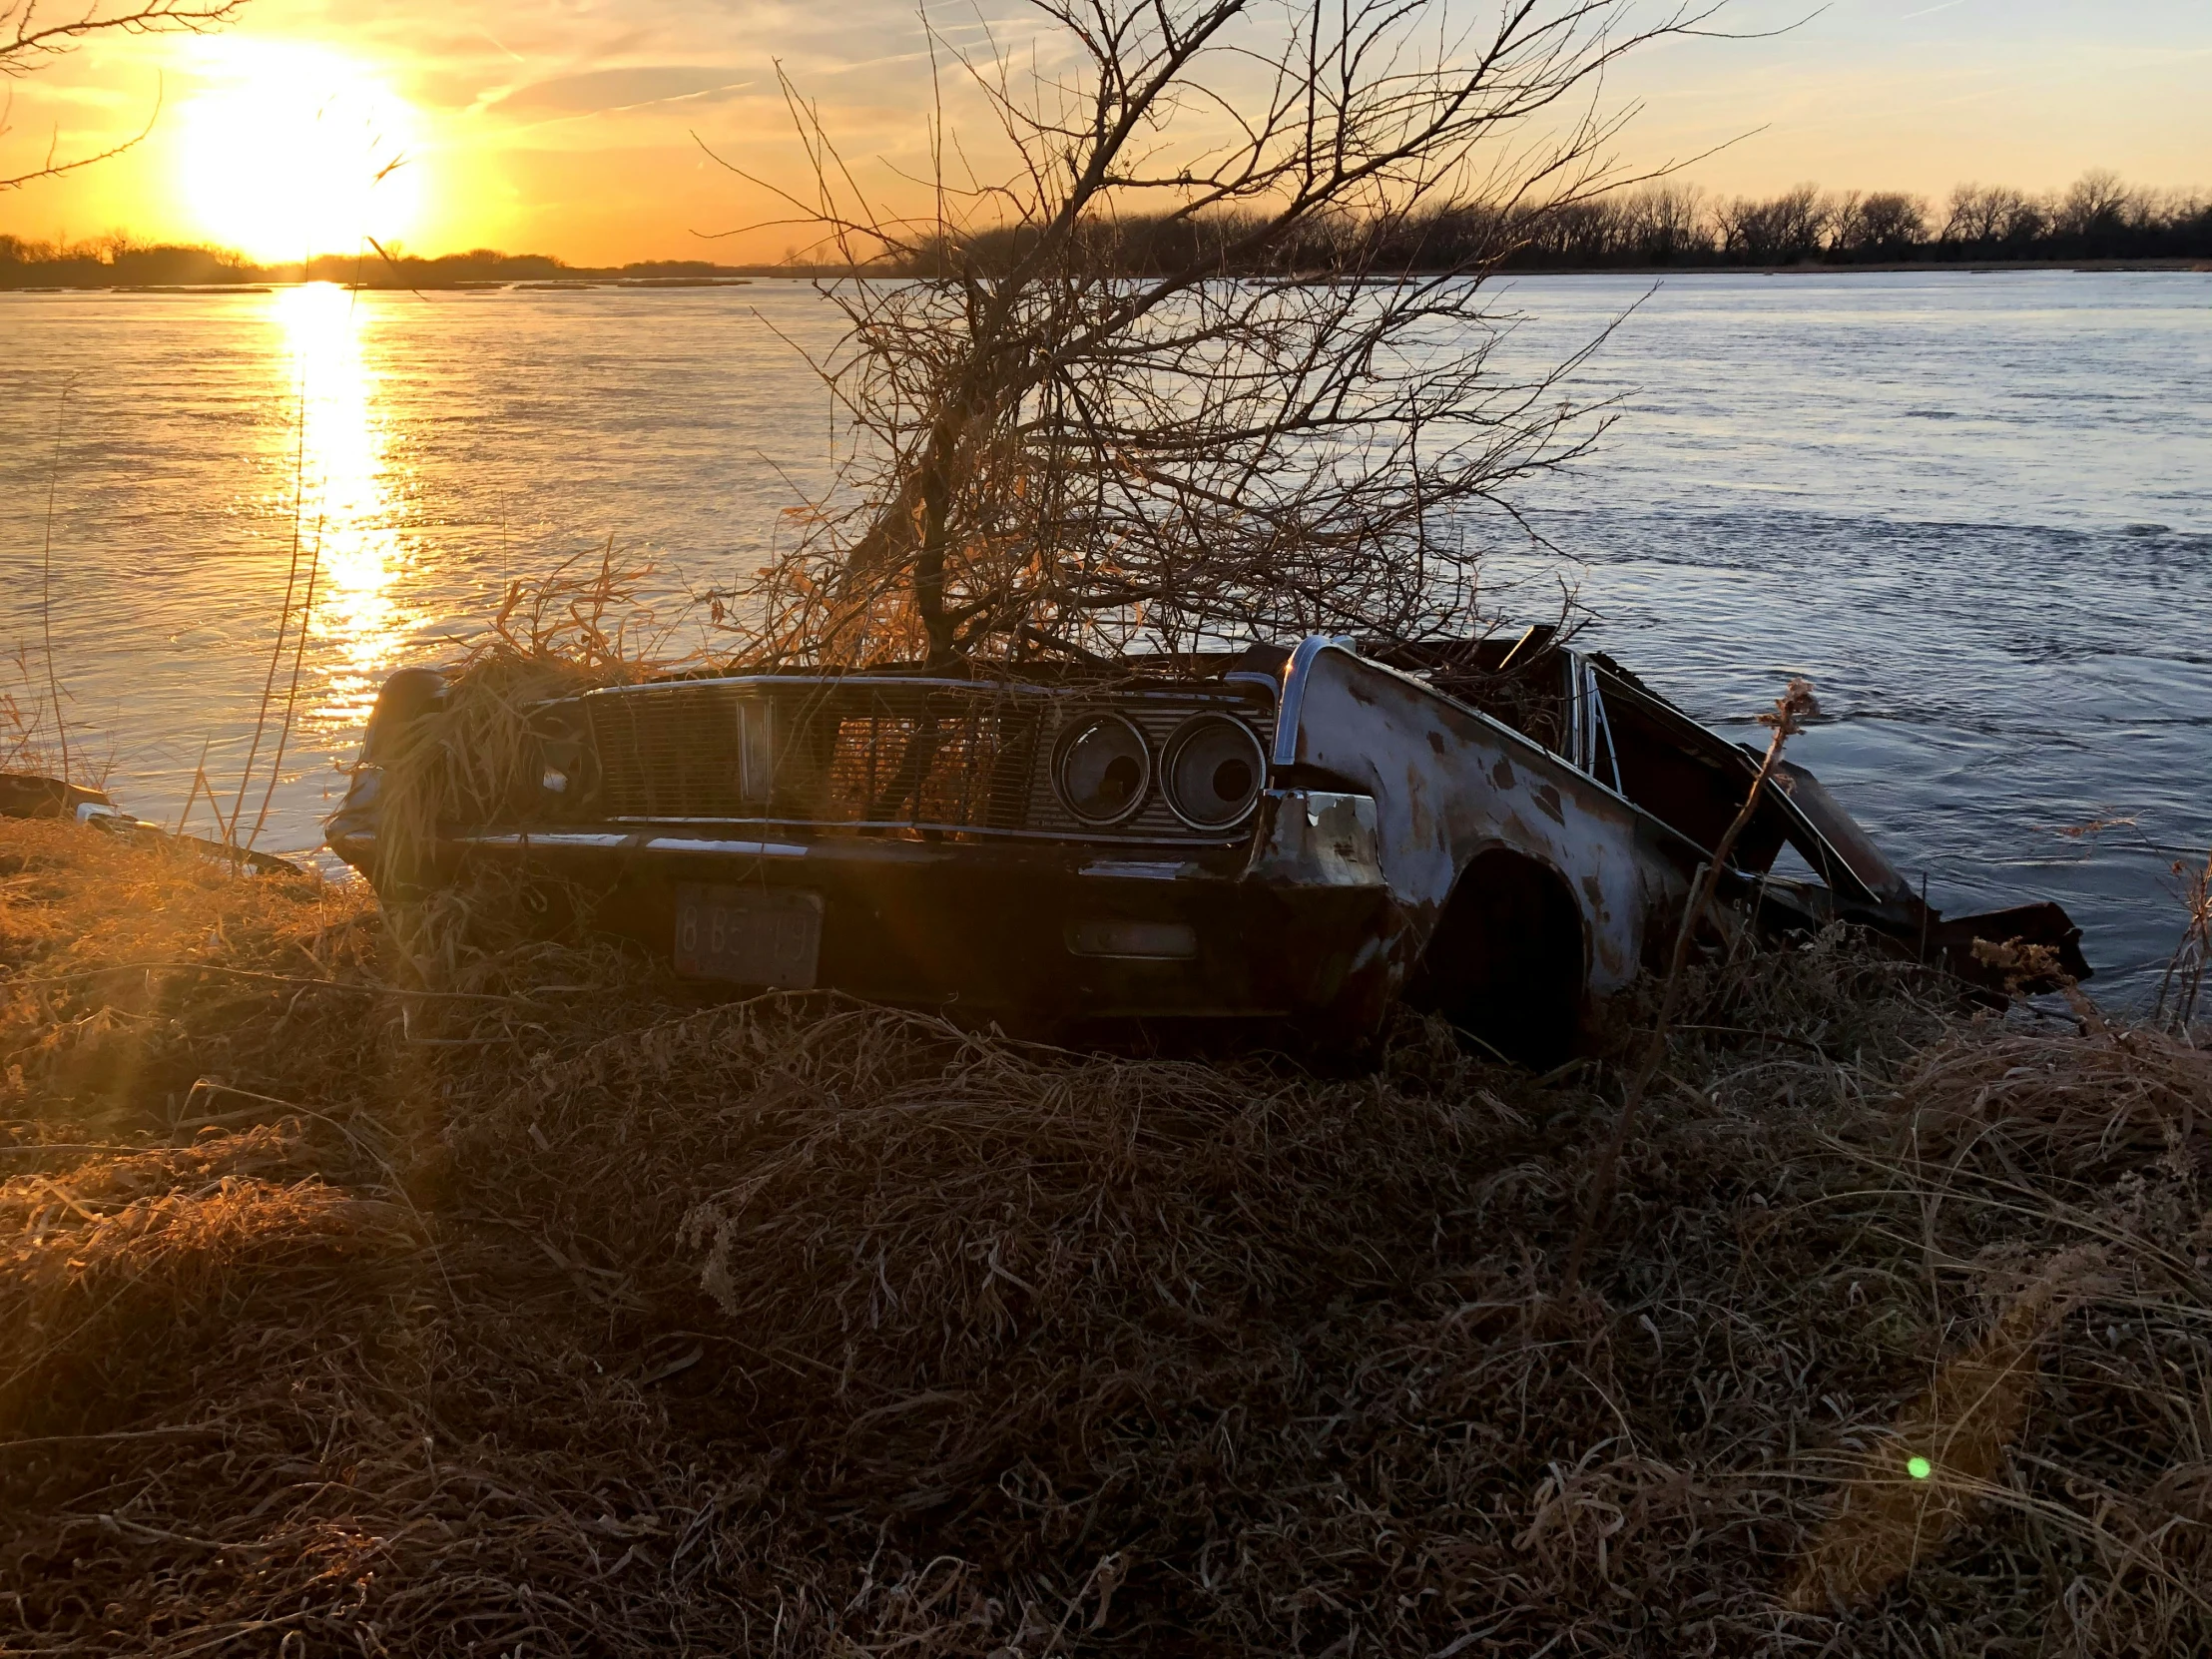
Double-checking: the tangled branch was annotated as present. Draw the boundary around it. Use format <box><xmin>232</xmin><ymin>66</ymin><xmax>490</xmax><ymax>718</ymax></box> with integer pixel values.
<box><xmin>705</xmin><ymin>1</ymin><xmax>1719</xmax><ymax>667</ymax></box>
<box><xmin>1</xmin><ymin>0</ymin><xmax>243</xmax><ymax>191</ymax></box>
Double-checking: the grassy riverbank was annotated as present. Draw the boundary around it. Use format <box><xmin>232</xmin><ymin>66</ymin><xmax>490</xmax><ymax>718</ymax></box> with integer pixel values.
<box><xmin>3</xmin><ymin>814</ymin><xmax>2207</xmax><ymax>1655</ymax></box>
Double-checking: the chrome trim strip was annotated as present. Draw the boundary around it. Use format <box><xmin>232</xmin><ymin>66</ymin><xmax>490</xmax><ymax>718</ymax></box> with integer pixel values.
<box><xmin>1565</xmin><ymin>650</ymin><xmax>1587</xmax><ymax>775</ymax></box>
<box><xmin>1271</xmin><ymin>634</ymin><xmax>1355</xmax><ymax>769</ymax></box>
<box><xmin>601</xmin><ymin>815</ymin><xmax>1245</xmax><ymax>846</ymax></box>
<box><xmin>581</xmin><ymin>674</ymin><xmax>1055</xmax><ymax>700</ymax></box>
<box><xmin>1586</xmin><ymin>660</ymin><xmax>1624</xmax><ymax>795</ymax></box>
<box><xmin>581</xmin><ymin>674</ymin><xmax>1263</xmax><ymax>703</ymax></box>
<box><xmin>1223</xmin><ymin>670</ymin><xmax>1281</xmax><ymax>706</ymax></box>
<box><xmin>455</xmin><ymin>830</ymin><xmax>633</xmax><ymax>849</ymax></box>
<box><xmin>454</xmin><ymin>830</ymin><xmax>806</xmax><ymax>858</ymax></box>
<box><xmin>643</xmin><ymin>836</ymin><xmax>808</xmax><ymax>857</ymax></box>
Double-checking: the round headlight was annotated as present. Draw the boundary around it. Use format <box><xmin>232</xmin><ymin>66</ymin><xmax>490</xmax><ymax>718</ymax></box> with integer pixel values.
<box><xmin>1162</xmin><ymin>714</ymin><xmax>1265</xmax><ymax>830</ymax></box>
<box><xmin>1054</xmin><ymin>714</ymin><xmax>1151</xmax><ymax>826</ymax></box>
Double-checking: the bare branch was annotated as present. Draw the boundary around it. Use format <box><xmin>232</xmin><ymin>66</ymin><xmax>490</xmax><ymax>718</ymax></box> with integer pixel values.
<box><xmin>1</xmin><ymin>69</ymin><xmax>157</xmax><ymax>191</ymax></box>
<box><xmin>1</xmin><ymin>0</ymin><xmax>244</xmax><ymax>190</ymax></box>
<box><xmin>2</xmin><ymin>0</ymin><xmax>242</xmax><ymax>76</ymax></box>
<box><xmin>714</xmin><ymin>1</ymin><xmax>1725</xmax><ymax>667</ymax></box>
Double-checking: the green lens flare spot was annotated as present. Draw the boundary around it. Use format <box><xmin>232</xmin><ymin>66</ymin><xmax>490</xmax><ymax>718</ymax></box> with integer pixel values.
<box><xmin>1908</xmin><ymin>1455</ymin><xmax>1933</xmax><ymax>1480</ymax></box>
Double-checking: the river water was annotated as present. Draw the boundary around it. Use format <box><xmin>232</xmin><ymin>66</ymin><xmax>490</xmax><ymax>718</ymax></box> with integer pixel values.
<box><xmin>2</xmin><ymin>271</ymin><xmax>2207</xmax><ymax>1003</ymax></box>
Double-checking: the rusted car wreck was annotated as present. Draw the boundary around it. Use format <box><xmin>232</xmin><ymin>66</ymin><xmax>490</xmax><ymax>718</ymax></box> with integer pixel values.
<box><xmin>328</xmin><ymin>631</ymin><xmax>2085</xmax><ymax>1063</ymax></box>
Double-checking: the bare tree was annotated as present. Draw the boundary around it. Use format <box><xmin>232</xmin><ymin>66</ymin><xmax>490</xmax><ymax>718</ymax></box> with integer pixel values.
<box><xmin>1619</xmin><ymin>181</ymin><xmax>1709</xmax><ymax>262</ymax></box>
<box><xmin>1942</xmin><ymin>183</ymin><xmax>2009</xmax><ymax>244</ymax></box>
<box><xmin>2052</xmin><ymin>168</ymin><xmax>2139</xmax><ymax>239</ymax></box>
<box><xmin>1829</xmin><ymin>189</ymin><xmax>1924</xmax><ymax>258</ymax></box>
<box><xmin>706</xmin><ymin>1</ymin><xmax>1722</xmax><ymax>668</ymax></box>
<box><xmin>1944</xmin><ymin>182</ymin><xmax>2046</xmax><ymax>248</ymax></box>
<box><xmin>1716</xmin><ymin>182</ymin><xmax>1827</xmax><ymax>264</ymax></box>
<box><xmin>2</xmin><ymin>0</ymin><xmax>244</xmax><ymax>192</ymax></box>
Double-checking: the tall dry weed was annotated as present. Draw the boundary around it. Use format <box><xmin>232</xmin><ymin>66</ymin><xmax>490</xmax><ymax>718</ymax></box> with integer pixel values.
<box><xmin>2160</xmin><ymin>847</ymin><xmax>2212</xmax><ymax>1034</ymax></box>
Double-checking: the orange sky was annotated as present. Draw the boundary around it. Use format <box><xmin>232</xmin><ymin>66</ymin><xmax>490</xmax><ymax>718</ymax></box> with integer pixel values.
<box><xmin>4</xmin><ymin>0</ymin><xmax>2207</xmax><ymax>265</ymax></box>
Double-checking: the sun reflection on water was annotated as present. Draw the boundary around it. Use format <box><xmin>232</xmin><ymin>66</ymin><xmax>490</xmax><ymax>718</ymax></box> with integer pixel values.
<box><xmin>270</xmin><ymin>282</ymin><xmax>413</xmax><ymax>730</ymax></box>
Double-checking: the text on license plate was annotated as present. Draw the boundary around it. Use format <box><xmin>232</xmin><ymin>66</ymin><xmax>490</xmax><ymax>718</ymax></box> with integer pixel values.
<box><xmin>674</xmin><ymin>884</ymin><xmax>823</xmax><ymax>988</ymax></box>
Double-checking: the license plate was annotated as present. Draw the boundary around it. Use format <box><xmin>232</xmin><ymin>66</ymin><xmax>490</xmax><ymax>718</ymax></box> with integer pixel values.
<box><xmin>674</xmin><ymin>884</ymin><xmax>823</xmax><ymax>988</ymax></box>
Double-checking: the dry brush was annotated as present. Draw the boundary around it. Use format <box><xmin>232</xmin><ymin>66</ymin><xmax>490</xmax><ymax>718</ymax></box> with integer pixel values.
<box><xmin>1</xmin><ymin>807</ymin><xmax>2208</xmax><ymax>1654</ymax></box>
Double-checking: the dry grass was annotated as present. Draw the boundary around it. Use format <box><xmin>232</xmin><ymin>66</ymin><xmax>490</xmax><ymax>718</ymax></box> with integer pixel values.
<box><xmin>1</xmin><ymin>645</ymin><xmax>108</xmax><ymax>791</ymax></box>
<box><xmin>2161</xmin><ymin>848</ymin><xmax>2212</xmax><ymax>1031</ymax></box>
<box><xmin>2</xmin><ymin>813</ymin><xmax>2209</xmax><ymax>1655</ymax></box>
<box><xmin>368</xmin><ymin>552</ymin><xmax>662</xmax><ymax>942</ymax></box>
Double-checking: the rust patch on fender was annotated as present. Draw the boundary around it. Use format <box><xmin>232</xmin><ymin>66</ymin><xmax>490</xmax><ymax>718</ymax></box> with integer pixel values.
<box><xmin>1532</xmin><ymin>783</ymin><xmax>1566</xmax><ymax>824</ymax></box>
<box><xmin>1400</xmin><ymin>762</ymin><xmax>1438</xmax><ymax>842</ymax></box>
<box><xmin>1490</xmin><ymin>756</ymin><xmax>1515</xmax><ymax>790</ymax></box>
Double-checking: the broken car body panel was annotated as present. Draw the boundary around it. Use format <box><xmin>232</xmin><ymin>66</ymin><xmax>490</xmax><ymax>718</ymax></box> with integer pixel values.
<box><xmin>1274</xmin><ymin>637</ymin><xmax>1697</xmax><ymax>995</ymax></box>
<box><xmin>327</xmin><ymin>633</ymin><xmax>2086</xmax><ymax>1061</ymax></box>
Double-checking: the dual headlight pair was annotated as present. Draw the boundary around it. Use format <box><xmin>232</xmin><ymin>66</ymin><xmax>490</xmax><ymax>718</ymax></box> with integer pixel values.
<box><xmin>1054</xmin><ymin>712</ymin><xmax>1267</xmax><ymax>830</ymax></box>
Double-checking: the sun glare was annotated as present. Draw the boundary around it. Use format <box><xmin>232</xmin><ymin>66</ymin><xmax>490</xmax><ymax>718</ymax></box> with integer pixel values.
<box><xmin>177</xmin><ymin>42</ymin><xmax>427</xmax><ymax>263</ymax></box>
<box><xmin>271</xmin><ymin>282</ymin><xmax>415</xmax><ymax>725</ymax></box>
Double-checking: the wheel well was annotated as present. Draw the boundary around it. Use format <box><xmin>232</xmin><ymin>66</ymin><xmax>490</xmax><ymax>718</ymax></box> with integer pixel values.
<box><xmin>1404</xmin><ymin>847</ymin><xmax>1587</xmax><ymax>1067</ymax></box>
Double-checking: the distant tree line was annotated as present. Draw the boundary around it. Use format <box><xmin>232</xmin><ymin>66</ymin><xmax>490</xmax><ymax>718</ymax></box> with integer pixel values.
<box><xmin>6</xmin><ymin>172</ymin><xmax>2204</xmax><ymax>288</ymax></box>
<box><xmin>0</xmin><ymin>233</ymin><xmax>256</xmax><ymax>286</ymax></box>
<box><xmin>0</xmin><ymin>238</ymin><xmax>753</xmax><ymax>288</ymax></box>
<box><xmin>1508</xmin><ymin>171</ymin><xmax>2211</xmax><ymax>268</ymax></box>
<box><xmin>924</xmin><ymin>170</ymin><xmax>2209</xmax><ymax>275</ymax></box>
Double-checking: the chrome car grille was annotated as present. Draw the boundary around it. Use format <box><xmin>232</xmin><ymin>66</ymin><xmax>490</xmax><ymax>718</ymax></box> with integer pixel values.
<box><xmin>583</xmin><ymin>676</ymin><xmax>1271</xmax><ymax>841</ymax></box>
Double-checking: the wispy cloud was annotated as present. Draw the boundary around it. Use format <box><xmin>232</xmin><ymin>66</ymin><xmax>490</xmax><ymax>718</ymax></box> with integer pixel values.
<box><xmin>492</xmin><ymin>66</ymin><xmax>755</xmax><ymax>117</ymax></box>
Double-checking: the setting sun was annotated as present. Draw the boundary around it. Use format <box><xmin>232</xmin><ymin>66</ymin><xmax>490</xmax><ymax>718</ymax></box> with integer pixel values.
<box><xmin>175</xmin><ymin>41</ymin><xmax>428</xmax><ymax>262</ymax></box>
